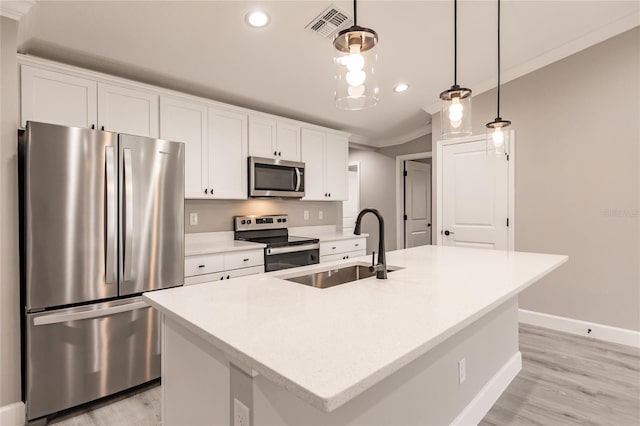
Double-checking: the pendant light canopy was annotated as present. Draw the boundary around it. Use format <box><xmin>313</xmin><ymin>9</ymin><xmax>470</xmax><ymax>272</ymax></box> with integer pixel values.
<box><xmin>333</xmin><ymin>0</ymin><xmax>379</xmax><ymax>110</ymax></box>
<box><xmin>486</xmin><ymin>0</ymin><xmax>511</xmax><ymax>154</ymax></box>
<box><xmin>440</xmin><ymin>0</ymin><xmax>472</xmax><ymax>138</ymax></box>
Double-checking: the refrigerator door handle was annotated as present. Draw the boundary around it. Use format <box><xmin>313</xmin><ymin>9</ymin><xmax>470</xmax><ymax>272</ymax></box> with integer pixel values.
<box><xmin>123</xmin><ymin>148</ymin><xmax>134</xmax><ymax>282</ymax></box>
<box><xmin>33</xmin><ymin>300</ymin><xmax>148</xmax><ymax>326</ymax></box>
<box><xmin>105</xmin><ymin>146</ymin><xmax>116</xmax><ymax>284</ymax></box>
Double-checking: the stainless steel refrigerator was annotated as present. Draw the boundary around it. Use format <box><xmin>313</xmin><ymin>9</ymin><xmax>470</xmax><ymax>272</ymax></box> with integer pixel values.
<box><xmin>19</xmin><ymin>121</ymin><xmax>184</xmax><ymax>423</ymax></box>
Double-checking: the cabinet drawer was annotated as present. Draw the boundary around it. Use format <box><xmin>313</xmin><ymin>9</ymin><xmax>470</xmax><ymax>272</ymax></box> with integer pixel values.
<box><xmin>226</xmin><ymin>265</ymin><xmax>264</xmax><ymax>279</ymax></box>
<box><xmin>319</xmin><ymin>238</ymin><xmax>366</xmax><ymax>256</ymax></box>
<box><xmin>224</xmin><ymin>250</ymin><xmax>264</xmax><ymax>271</ymax></box>
<box><xmin>185</xmin><ymin>273</ymin><xmax>225</xmax><ymax>286</ymax></box>
<box><xmin>184</xmin><ymin>254</ymin><xmax>224</xmax><ymax>277</ymax></box>
<box><xmin>320</xmin><ymin>250</ymin><xmax>366</xmax><ymax>263</ymax></box>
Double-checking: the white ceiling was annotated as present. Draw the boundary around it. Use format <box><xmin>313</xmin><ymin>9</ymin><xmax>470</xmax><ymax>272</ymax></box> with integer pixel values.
<box><xmin>18</xmin><ymin>1</ymin><xmax>639</xmax><ymax>147</ymax></box>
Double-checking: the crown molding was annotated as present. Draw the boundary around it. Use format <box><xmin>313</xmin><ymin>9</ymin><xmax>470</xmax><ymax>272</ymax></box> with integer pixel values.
<box><xmin>424</xmin><ymin>11</ymin><xmax>640</xmax><ymax>114</ymax></box>
<box><xmin>0</xmin><ymin>0</ymin><xmax>35</xmax><ymax>21</ymax></box>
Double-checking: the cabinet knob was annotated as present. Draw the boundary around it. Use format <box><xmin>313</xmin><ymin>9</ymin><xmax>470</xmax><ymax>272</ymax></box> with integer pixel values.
<box><xmin>198</xmin><ymin>265</ymin><xmax>205</xmax><ymax>268</ymax></box>
<box><xmin>204</xmin><ymin>189</ymin><xmax>208</xmax><ymax>194</ymax></box>
<box><xmin>227</xmin><ymin>275</ymin><xmax>230</xmax><ymax>279</ymax></box>
<box><xmin>220</xmin><ymin>275</ymin><xmax>224</xmax><ymax>280</ymax></box>
<box><xmin>210</xmin><ymin>188</ymin><xmax>213</xmax><ymax>194</ymax></box>
<box><xmin>328</xmin><ymin>193</ymin><xmax>331</xmax><ymax>197</ymax></box>
<box><xmin>101</xmin><ymin>126</ymin><xmax>105</xmax><ymax>131</ymax></box>
<box><xmin>91</xmin><ymin>124</ymin><xmax>95</xmax><ymax>130</ymax></box>
<box><xmin>278</xmin><ymin>152</ymin><xmax>282</xmax><ymax>156</ymax></box>
<box><xmin>274</xmin><ymin>151</ymin><xmax>277</xmax><ymax>156</ymax></box>
<box><xmin>243</xmin><ymin>258</ymin><xmax>250</xmax><ymax>262</ymax></box>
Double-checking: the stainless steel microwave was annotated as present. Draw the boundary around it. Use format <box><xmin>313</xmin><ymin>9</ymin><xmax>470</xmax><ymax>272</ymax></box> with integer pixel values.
<box><xmin>248</xmin><ymin>157</ymin><xmax>305</xmax><ymax>198</ymax></box>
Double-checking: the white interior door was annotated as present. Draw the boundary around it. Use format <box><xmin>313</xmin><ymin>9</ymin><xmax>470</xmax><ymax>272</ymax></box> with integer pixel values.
<box><xmin>441</xmin><ymin>139</ymin><xmax>509</xmax><ymax>249</ymax></box>
<box><xmin>404</xmin><ymin>161</ymin><xmax>431</xmax><ymax>248</ymax></box>
<box><xmin>343</xmin><ymin>165</ymin><xmax>360</xmax><ymax>231</ymax></box>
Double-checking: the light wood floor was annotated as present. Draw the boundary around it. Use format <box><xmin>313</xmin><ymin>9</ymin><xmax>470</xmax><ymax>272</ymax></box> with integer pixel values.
<box><xmin>49</xmin><ymin>324</ymin><xmax>639</xmax><ymax>426</ymax></box>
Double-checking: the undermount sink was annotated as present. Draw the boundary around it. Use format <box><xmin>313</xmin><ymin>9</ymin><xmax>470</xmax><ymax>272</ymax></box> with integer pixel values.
<box><xmin>280</xmin><ymin>263</ymin><xmax>401</xmax><ymax>289</ymax></box>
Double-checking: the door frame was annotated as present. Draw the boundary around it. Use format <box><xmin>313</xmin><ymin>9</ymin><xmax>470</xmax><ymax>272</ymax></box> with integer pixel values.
<box><xmin>395</xmin><ymin>152</ymin><xmax>433</xmax><ymax>250</ymax></box>
<box><xmin>343</xmin><ymin>161</ymin><xmax>361</xmax><ymax>230</ymax></box>
<box><xmin>434</xmin><ymin>131</ymin><xmax>516</xmax><ymax>249</ymax></box>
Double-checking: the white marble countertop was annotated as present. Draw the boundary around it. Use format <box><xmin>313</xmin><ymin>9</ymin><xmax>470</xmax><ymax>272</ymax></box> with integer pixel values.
<box><xmin>145</xmin><ymin>245</ymin><xmax>567</xmax><ymax>412</ymax></box>
<box><xmin>288</xmin><ymin>225</ymin><xmax>368</xmax><ymax>242</ymax></box>
<box><xmin>185</xmin><ymin>239</ymin><xmax>266</xmax><ymax>256</ymax></box>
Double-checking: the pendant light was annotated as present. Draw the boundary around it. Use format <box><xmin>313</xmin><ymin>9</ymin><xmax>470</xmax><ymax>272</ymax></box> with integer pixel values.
<box><xmin>440</xmin><ymin>0</ymin><xmax>472</xmax><ymax>138</ymax></box>
<box><xmin>333</xmin><ymin>0</ymin><xmax>379</xmax><ymax>110</ymax></box>
<box><xmin>486</xmin><ymin>0</ymin><xmax>511</xmax><ymax>155</ymax></box>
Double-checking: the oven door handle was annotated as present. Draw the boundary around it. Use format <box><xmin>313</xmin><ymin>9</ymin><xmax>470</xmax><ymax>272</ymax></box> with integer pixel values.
<box><xmin>266</xmin><ymin>243</ymin><xmax>319</xmax><ymax>256</ymax></box>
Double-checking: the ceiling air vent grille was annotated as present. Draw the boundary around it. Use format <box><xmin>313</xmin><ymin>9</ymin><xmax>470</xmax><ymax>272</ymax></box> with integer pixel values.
<box><xmin>306</xmin><ymin>5</ymin><xmax>353</xmax><ymax>39</ymax></box>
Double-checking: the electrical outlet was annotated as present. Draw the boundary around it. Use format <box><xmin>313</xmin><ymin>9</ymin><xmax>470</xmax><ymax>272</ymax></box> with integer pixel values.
<box><xmin>458</xmin><ymin>358</ymin><xmax>466</xmax><ymax>384</ymax></box>
<box><xmin>189</xmin><ymin>213</ymin><xmax>198</xmax><ymax>226</ymax></box>
<box><xmin>233</xmin><ymin>398</ymin><xmax>250</xmax><ymax>426</ymax></box>
<box><xmin>304</xmin><ymin>210</ymin><xmax>309</xmax><ymax>221</ymax></box>
<box><xmin>319</xmin><ymin>210</ymin><xmax>324</xmax><ymax>220</ymax></box>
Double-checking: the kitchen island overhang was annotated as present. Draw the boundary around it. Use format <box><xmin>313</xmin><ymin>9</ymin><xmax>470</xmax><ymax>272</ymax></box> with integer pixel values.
<box><xmin>145</xmin><ymin>245</ymin><xmax>567</xmax><ymax>425</ymax></box>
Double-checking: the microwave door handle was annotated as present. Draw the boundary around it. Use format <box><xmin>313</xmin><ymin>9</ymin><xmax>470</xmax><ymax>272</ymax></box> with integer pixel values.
<box><xmin>123</xmin><ymin>148</ymin><xmax>134</xmax><ymax>282</ymax></box>
<box><xmin>294</xmin><ymin>167</ymin><xmax>301</xmax><ymax>192</ymax></box>
<box><xmin>104</xmin><ymin>146</ymin><xmax>116</xmax><ymax>284</ymax></box>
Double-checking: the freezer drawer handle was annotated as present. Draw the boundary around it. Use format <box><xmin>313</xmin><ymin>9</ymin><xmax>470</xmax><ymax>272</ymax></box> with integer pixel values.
<box><xmin>105</xmin><ymin>146</ymin><xmax>116</xmax><ymax>284</ymax></box>
<box><xmin>33</xmin><ymin>301</ymin><xmax>149</xmax><ymax>326</ymax></box>
<box><xmin>123</xmin><ymin>148</ymin><xmax>134</xmax><ymax>281</ymax></box>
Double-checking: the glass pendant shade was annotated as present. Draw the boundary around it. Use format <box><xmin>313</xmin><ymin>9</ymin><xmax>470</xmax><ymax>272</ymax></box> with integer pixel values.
<box><xmin>486</xmin><ymin>118</ymin><xmax>511</xmax><ymax>155</ymax></box>
<box><xmin>440</xmin><ymin>85</ymin><xmax>472</xmax><ymax>138</ymax></box>
<box><xmin>334</xmin><ymin>27</ymin><xmax>379</xmax><ymax>110</ymax></box>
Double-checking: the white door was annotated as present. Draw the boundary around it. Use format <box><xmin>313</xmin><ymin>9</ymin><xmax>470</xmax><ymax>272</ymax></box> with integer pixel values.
<box><xmin>324</xmin><ymin>134</ymin><xmax>348</xmax><ymax>201</ymax></box>
<box><xmin>160</xmin><ymin>97</ymin><xmax>207</xmax><ymax>198</ymax></box>
<box><xmin>441</xmin><ymin>139</ymin><xmax>509</xmax><ymax>249</ymax></box>
<box><xmin>248</xmin><ymin>116</ymin><xmax>276</xmax><ymax>159</ymax></box>
<box><xmin>404</xmin><ymin>161</ymin><xmax>431</xmax><ymax>248</ymax></box>
<box><xmin>207</xmin><ymin>108</ymin><xmax>247</xmax><ymax>199</ymax></box>
<box><xmin>343</xmin><ymin>165</ymin><xmax>360</xmax><ymax>231</ymax></box>
<box><xmin>97</xmin><ymin>83</ymin><xmax>159</xmax><ymax>137</ymax></box>
<box><xmin>301</xmin><ymin>128</ymin><xmax>326</xmax><ymax>201</ymax></box>
<box><xmin>276</xmin><ymin>122</ymin><xmax>301</xmax><ymax>161</ymax></box>
<box><xmin>21</xmin><ymin>65</ymin><xmax>98</xmax><ymax>129</ymax></box>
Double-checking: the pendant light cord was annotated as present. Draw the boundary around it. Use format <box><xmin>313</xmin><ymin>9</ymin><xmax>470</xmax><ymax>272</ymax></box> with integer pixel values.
<box><xmin>353</xmin><ymin>0</ymin><xmax>358</xmax><ymax>26</ymax></box>
<box><xmin>454</xmin><ymin>0</ymin><xmax>458</xmax><ymax>85</ymax></box>
<box><xmin>497</xmin><ymin>0</ymin><xmax>501</xmax><ymax>118</ymax></box>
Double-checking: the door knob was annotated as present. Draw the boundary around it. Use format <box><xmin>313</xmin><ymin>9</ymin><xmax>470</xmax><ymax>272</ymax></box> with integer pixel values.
<box><xmin>443</xmin><ymin>230</ymin><xmax>454</xmax><ymax>236</ymax></box>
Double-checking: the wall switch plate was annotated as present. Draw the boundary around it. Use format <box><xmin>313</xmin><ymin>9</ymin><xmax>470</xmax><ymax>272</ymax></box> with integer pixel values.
<box><xmin>458</xmin><ymin>358</ymin><xmax>466</xmax><ymax>384</ymax></box>
<box><xmin>189</xmin><ymin>213</ymin><xmax>198</xmax><ymax>226</ymax></box>
<box><xmin>233</xmin><ymin>398</ymin><xmax>250</xmax><ymax>426</ymax></box>
<box><xmin>319</xmin><ymin>210</ymin><xmax>324</xmax><ymax>220</ymax></box>
<box><xmin>304</xmin><ymin>210</ymin><xmax>309</xmax><ymax>221</ymax></box>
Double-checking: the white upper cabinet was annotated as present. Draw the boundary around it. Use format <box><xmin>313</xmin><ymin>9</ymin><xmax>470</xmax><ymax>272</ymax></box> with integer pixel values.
<box><xmin>249</xmin><ymin>116</ymin><xmax>301</xmax><ymax>161</ymax></box>
<box><xmin>21</xmin><ymin>65</ymin><xmax>97</xmax><ymax>129</ymax></box>
<box><xmin>160</xmin><ymin>97</ymin><xmax>207</xmax><ymax>199</ymax></box>
<box><xmin>97</xmin><ymin>83</ymin><xmax>159</xmax><ymax>137</ymax></box>
<box><xmin>301</xmin><ymin>128</ymin><xmax>348</xmax><ymax>201</ymax></box>
<box><xmin>324</xmin><ymin>133</ymin><xmax>348</xmax><ymax>200</ymax></box>
<box><xmin>207</xmin><ymin>107</ymin><xmax>248</xmax><ymax>200</ymax></box>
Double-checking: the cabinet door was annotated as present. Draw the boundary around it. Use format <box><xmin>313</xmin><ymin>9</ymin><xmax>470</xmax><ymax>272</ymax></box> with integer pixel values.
<box><xmin>276</xmin><ymin>122</ymin><xmax>301</xmax><ymax>161</ymax></box>
<box><xmin>248</xmin><ymin>116</ymin><xmax>276</xmax><ymax>159</ymax></box>
<box><xmin>301</xmin><ymin>128</ymin><xmax>326</xmax><ymax>201</ymax></box>
<box><xmin>160</xmin><ymin>97</ymin><xmax>208</xmax><ymax>199</ymax></box>
<box><xmin>208</xmin><ymin>108</ymin><xmax>248</xmax><ymax>199</ymax></box>
<box><xmin>21</xmin><ymin>65</ymin><xmax>97</xmax><ymax>128</ymax></box>
<box><xmin>98</xmin><ymin>83</ymin><xmax>159</xmax><ymax>137</ymax></box>
<box><xmin>324</xmin><ymin>134</ymin><xmax>348</xmax><ymax>201</ymax></box>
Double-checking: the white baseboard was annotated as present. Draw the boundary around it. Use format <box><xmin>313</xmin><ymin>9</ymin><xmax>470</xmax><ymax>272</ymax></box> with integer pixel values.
<box><xmin>451</xmin><ymin>351</ymin><xmax>522</xmax><ymax>426</ymax></box>
<box><xmin>519</xmin><ymin>309</ymin><xmax>640</xmax><ymax>349</ymax></box>
<box><xmin>0</xmin><ymin>402</ymin><xmax>25</xmax><ymax>426</ymax></box>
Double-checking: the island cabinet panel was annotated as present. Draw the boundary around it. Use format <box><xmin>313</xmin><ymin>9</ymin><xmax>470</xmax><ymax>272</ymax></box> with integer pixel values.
<box><xmin>301</xmin><ymin>128</ymin><xmax>348</xmax><ymax>201</ymax></box>
<box><xmin>97</xmin><ymin>83</ymin><xmax>159</xmax><ymax>137</ymax></box>
<box><xmin>184</xmin><ymin>248</ymin><xmax>264</xmax><ymax>285</ymax></box>
<box><xmin>249</xmin><ymin>116</ymin><xmax>301</xmax><ymax>162</ymax></box>
<box><xmin>21</xmin><ymin>65</ymin><xmax>98</xmax><ymax>129</ymax></box>
<box><xmin>207</xmin><ymin>107</ymin><xmax>248</xmax><ymax>199</ymax></box>
<box><xmin>320</xmin><ymin>237</ymin><xmax>366</xmax><ymax>263</ymax></box>
<box><xmin>160</xmin><ymin>97</ymin><xmax>208</xmax><ymax>198</ymax></box>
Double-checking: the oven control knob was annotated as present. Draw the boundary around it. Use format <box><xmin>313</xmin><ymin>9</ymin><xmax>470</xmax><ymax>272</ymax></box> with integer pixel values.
<box><xmin>247</xmin><ymin>220</ymin><xmax>252</xmax><ymax>224</ymax></box>
<box><xmin>282</xmin><ymin>218</ymin><xmax>287</xmax><ymax>222</ymax></box>
<box><xmin>277</xmin><ymin>218</ymin><xmax>282</xmax><ymax>223</ymax></box>
<box><xmin>241</xmin><ymin>220</ymin><xmax>246</xmax><ymax>225</ymax></box>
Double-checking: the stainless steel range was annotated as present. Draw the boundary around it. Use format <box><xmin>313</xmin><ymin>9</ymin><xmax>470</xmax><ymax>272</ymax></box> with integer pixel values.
<box><xmin>234</xmin><ymin>215</ymin><xmax>319</xmax><ymax>272</ymax></box>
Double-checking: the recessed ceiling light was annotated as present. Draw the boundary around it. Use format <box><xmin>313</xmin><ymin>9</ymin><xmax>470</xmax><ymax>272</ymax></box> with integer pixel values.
<box><xmin>246</xmin><ymin>10</ymin><xmax>270</xmax><ymax>28</ymax></box>
<box><xmin>393</xmin><ymin>83</ymin><xmax>409</xmax><ymax>93</ymax></box>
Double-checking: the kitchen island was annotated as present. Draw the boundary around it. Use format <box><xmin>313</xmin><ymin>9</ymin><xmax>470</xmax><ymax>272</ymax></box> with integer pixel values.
<box><xmin>144</xmin><ymin>245</ymin><xmax>567</xmax><ymax>425</ymax></box>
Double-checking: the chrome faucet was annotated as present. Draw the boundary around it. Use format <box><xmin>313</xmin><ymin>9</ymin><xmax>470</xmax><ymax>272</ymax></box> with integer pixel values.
<box><xmin>354</xmin><ymin>208</ymin><xmax>387</xmax><ymax>279</ymax></box>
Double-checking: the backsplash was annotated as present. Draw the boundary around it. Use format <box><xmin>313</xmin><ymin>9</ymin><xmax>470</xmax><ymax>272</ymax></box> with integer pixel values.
<box><xmin>185</xmin><ymin>199</ymin><xmax>341</xmax><ymax>233</ymax></box>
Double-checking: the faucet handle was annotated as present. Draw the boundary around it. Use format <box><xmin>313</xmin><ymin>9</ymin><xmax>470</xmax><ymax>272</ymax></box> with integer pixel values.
<box><xmin>369</xmin><ymin>251</ymin><xmax>376</xmax><ymax>273</ymax></box>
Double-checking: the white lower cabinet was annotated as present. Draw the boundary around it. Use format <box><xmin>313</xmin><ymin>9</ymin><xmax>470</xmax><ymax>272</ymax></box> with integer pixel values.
<box><xmin>319</xmin><ymin>238</ymin><xmax>367</xmax><ymax>263</ymax></box>
<box><xmin>184</xmin><ymin>249</ymin><xmax>264</xmax><ymax>285</ymax></box>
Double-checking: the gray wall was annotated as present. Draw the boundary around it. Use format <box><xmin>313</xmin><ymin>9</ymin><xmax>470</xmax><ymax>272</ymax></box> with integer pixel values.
<box><xmin>0</xmin><ymin>16</ymin><xmax>21</xmax><ymax>407</ymax></box>
<box><xmin>378</xmin><ymin>133</ymin><xmax>431</xmax><ymax>158</ymax></box>
<box><xmin>185</xmin><ymin>199</ymin><xmax>340</xmax><ymax>233</ymax></box>
<box><xmin>432</xmin><ymin>28</ymin><xmax>639</xmax><ymax>331</ymax></box>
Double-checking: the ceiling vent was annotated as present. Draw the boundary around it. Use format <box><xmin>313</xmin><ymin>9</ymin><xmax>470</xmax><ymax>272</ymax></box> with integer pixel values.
<box><xmin>305</xmin><ymin>4</ymin><xmax>353</xmax><ymax>39</ymax></box>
